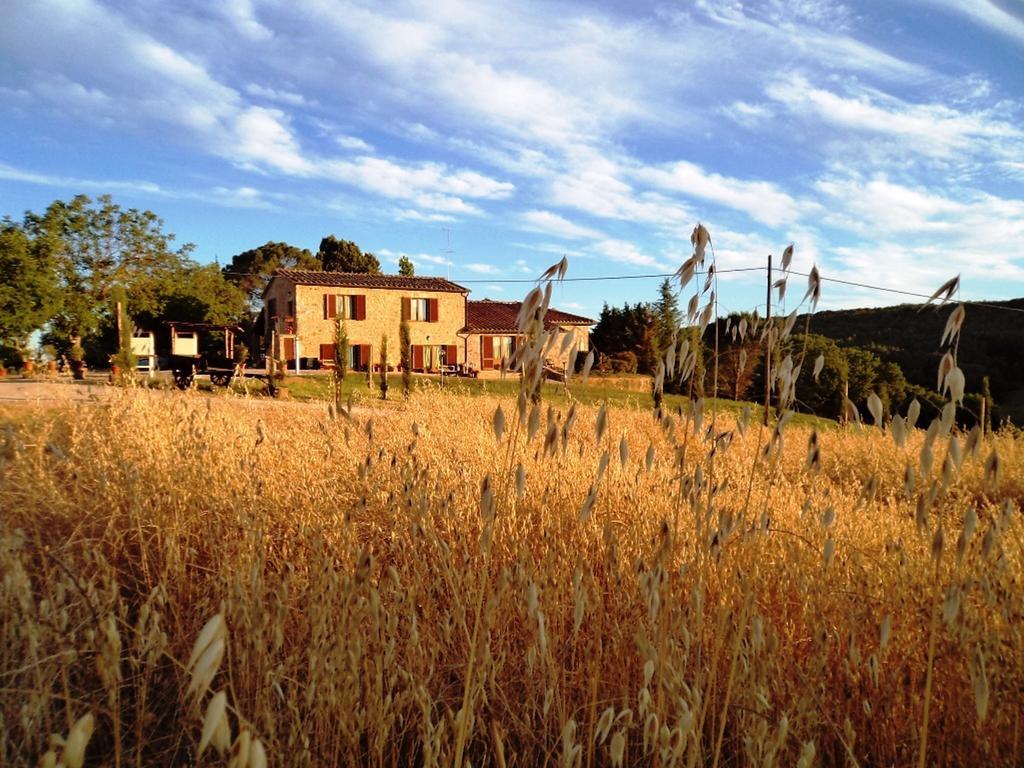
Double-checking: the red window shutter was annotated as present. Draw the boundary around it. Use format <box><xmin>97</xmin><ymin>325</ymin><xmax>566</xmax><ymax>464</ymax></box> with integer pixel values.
<box><xmin>320</xmin><ymin>343</ymin><xmax>335</xmax><ymax>362</ymax></box>
<box><xmin>428</xmin><ymin>298</ymin><xmax>439</xmax><ymax>323</ymax></box>
<box><xmin>482</xmin><ymin>336</ymin><xmax>494</xmax><ymax>369</ymax></box>
<box><xmin>360</xmin><ymin>344</ymin><xmax>371</xmax><ymax>368</ymax></box>
<box><xmin>401</xmin><ymin>297</ymin><xmax>410</xmax><ymax>321</ymax></box>
<box><xmin>413</xmin><ymin>345</ymin><xmax>424</xmax><ymax>370</ymax></box>
<box><xmin>446</xmin><ymin>344</ymin><xmax>457</xmax><ymax>365</ymax></box>
<box><xmin>355</xmin><ymin>294</ymin><xmax>366</xmax><ymax>320</ymax></box>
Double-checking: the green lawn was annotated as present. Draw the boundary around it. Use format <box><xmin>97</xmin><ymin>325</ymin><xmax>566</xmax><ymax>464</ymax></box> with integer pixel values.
<box><xmin>259</xmin><ymin>371</ymin><xmax>833</xmax><ymax>428</ymax></box>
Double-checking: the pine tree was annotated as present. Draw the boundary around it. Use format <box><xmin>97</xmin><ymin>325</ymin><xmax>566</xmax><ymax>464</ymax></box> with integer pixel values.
<box><xmin>333</xmin><ymin>318</ymin><xmax>348</xmax><ymax>409</ymax></box>
<box><xmin>379</xmin><ymin>336</ymin><xmax>389</xmax><ymax>399</ymax></box>
<box><xmin>653</xmin><ymin>278</ymin><xmax>681</xmax><ymax>359</ymax></box>
<box><xmin>400</xmin><ymin>317</ymin><xmax>412</xmax><ymax>396</ymax></box>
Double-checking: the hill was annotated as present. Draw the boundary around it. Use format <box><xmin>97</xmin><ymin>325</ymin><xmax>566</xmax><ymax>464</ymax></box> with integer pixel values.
<box><xmin>805</xmin><ymin>298</ymin><xmax>1024</xmax><ymax>424</ymax></box>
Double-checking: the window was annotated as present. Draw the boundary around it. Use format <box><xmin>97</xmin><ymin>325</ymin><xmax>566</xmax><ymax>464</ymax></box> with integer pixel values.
<box><xmin>268</xmin><ymin>298</ymin><xmax>278</xmax><ymax>318</ymax></box>
<box><xmin>410</xmin><ymin>344</ymin><xmax>453</xmax><ymax>371</ymax></box>
<box><xmin>286</xmin><ymin>299</ymin><xmax>294</xmax><ymax>316</ymax></box>
<box><xmin>404</xmin><ymin>297</ymin><xmax>438</xmax><ymax>322</ymax></box>
<box><xmin>481</xmin><ymin>335</ymin><xmax>516</xmax><ymax>369</ymax></box>
<box><xmin>324</xmin><ymin>294</ymin><xmax>366</xmax><ymax>320</ymax></box>
<box><xmin>410</xmin><ymin>298</ymin><xmax>428</xmax><ymax>321</ymax></box>
<box><xmin>494</xmin><ymin>335</ymin><xmax>515</xmax><ymax>362</ymax></box>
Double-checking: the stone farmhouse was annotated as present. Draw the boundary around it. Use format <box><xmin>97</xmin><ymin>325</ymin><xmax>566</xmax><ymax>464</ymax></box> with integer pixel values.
<box><xmin>262</xmin><ymin>270</ymin><xmax>592</xmax><ymax>374</ymax></box>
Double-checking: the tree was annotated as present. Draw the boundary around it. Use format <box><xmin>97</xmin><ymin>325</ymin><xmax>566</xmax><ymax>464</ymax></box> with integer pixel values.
<box><xmin>712</xmin><ymin>314</ymin><xmax>759</xmax><ymax>400</ymax></box>
<box><xmin>223</xmin><ymin>241</ymin><xmax>317</xmax><ymax>309</ymax></box>
<box><xmin>590</xmin><ymin>302</ymin><xmax>658</xmax><ymax>374</ymax></box>
<box><xmin>400</xmin><ymin>317</ymin><xmax>412</xmax><ymax>396</ymax></box>
<box><xmin>333</xmin><ymin>318</ymin><xmax>348</xmax><ymax>410</ymax></box>
<box><xmin>317</xmin><ymin>236</ymin><xmax>381</xmax><ymax>274</ymax></box>
<box><xmin>110</xmin><ymin>286</ymin><xmax>137</xmax><ymax>385</ymax></box>
<box><xmin>0</xmin><ymin>222</ymin><xmax>61</xmax><ymax>348</ymax></box>
<box><xmin>24</xmin><ymin>195</ymin><xmax>191</xmax><ymax>343</ymax></box>
<box><xmin>788</xmin><ymin>334</ymin><xmax>849</xmax><ymax>418</ymax></box>
<box><xmin>379</xmin><ymin>335</ymin><xmax>389</xmax><ymax>399</ymax></box>
<box><xmin>679</xmin><ymin>325</ymin><xmax>705</xmax><ymax>396</ymax></box>
<box><xmin>398</xmin><ymin>255</ymin><xmax>415</xmax><ymax>276</ymax></box>
<box><xmin>653</xmin><ymin>278</ymin><xmax>680</xmax><ymax>360</ymax></box>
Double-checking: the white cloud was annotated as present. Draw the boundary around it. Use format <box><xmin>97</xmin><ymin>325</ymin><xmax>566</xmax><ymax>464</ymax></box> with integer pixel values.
<box><xmin>463</xmin><ymin>262</ymin><xmax>500</xmax><ymax>274</ymax></box>
<box><xmin>414</xmin><ymin>253</ymin><xmax>454</xmax><ymax>265</ymax></box>
<box><xmin>814</xmin><ymin>175</ymin><xmax>966</xmax><ymax>234</ymax></box>
<box><xmin>520</xmin><ymin>210</ymin><xmax>603</xmax><ymax>240</ymax></box>
<box><xmin>326</xmin><ymin>156</ymin><xmax>513</xmax><ymax>215</ymax></box>
<box><xmin>721</xmin><ymin>100</ymin><xmax>774</xmax><ymax>128</ymax></box>
<box><xmin>392</xmin><ymin>209</ymin><xmax>457</xmax><ymax>223</ymax></box>
<box><xmin>336</xmin><ymin>135</ymin><xmax>373</xmax><ymax>151</ymax></box>
<box><xmin>0</xmin><ymin>162</ymin><xmax>275</xmax><ymax>209</ymax></box>
<box><xmin>690</xmin><ymin>1</ymin><xmax>930</xmax><ymax>81</ymax></box>
<box><xmin>590</xmin><ymin>239</ymin><xmax>668</xmax><ymax>269</ymax></box>
<box><xmin>766</xmin><ymin>74</ymin><xmax>1022</xmax><ymax>159</ymax></box>
<box><xmin>635</xmin><ymin>160</ymin><xmax>806</xmax><ymax>225</ymax></box>
<box><xmin>245</xmin><ymin>83</ymin><xmax>309</xmax><ymax>107</ymax></box>
<box><xmin>221</xmin><ymin>0</ymin><xmax>272</xmax><ymax>42</ymax></box>
<box><xmin>917</xmin><ymin>0</ymin><xmax>1024</xmax><ymax>46</ymax></box>
<box><xmin>550</xmin><ymin>163</ymin><xmax>690</xmax><ymax>227</ymax></box>
<box><xmin>231</xmin><ymin>106</ymin><xmax>312</xmax><ymax>174</ymax></box>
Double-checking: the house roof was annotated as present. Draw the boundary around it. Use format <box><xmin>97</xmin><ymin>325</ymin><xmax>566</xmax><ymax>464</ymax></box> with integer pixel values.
<box><xmin>267</xmin><ymin>269</ymin><xmax>468</xmax><ymax>294</ymax></box>
<box><xmin>465</xmin><ymin>299</ymin><xmax>593</xmax><ymax>333</ymax></box>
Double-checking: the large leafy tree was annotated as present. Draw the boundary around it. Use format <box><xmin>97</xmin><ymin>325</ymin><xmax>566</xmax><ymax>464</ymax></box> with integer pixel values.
<box><xmin>223</xmin><ymin>241</ymin><xmax>318</xmax><ymax>309</ymax></box>
<box><xmin>317</xmin><ymin>236</ymin><xmax>381</xmax><ymax>274</ymax></box>
<box><xmin>0</xmin><ymin>221</ymin><xmax>61</xmax><ymax>349</ymax></box>
<box><xmin>23</xmin><ymin>195</ymin><xmax>191</xmax><ymax>342</ymax></box>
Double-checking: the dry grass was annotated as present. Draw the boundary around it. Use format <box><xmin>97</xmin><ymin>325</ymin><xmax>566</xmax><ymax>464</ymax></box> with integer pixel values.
<box><xmin>1</xmin><ymin>384</ymin><xmax>1021</xmax><ymax>766</ymax></box>
<box><xmin>2</xmin><ymin>244</ymin><xmax>1022</xmax><ymax>767</ymax></box>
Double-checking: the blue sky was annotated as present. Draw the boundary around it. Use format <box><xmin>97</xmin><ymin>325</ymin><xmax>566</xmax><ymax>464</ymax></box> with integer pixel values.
<box><xmin>2</xmin><ymin>0</ymin><xmax>1023</xmax><ymax>318</ymax></box>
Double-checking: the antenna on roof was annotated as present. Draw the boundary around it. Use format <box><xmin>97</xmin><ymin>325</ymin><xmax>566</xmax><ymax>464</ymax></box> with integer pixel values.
<box><xmin>442</xmin><ymin>227</ymin><xmax>454</xmax><ymax>281</ymax></box>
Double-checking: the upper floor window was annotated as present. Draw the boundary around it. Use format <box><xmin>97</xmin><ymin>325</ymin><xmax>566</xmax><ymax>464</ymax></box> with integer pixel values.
<box><xmin>324</xmin><ymin>294</ymin><xmax>366</xmax><ymax>320</ymax></box>
<box><xmin>410</xmin><ymin>298</ymin><xmax>428</xmax><ymax>321</ymax></box>
<box><xmin>268</xmin><ymin>298</ymin><xmax>278</xmax><ymax>318</ymax></box>
<box><xmin>404</xmin><ymin>297</ymin><xmax>439</xmax><ymax>322</ymax></box>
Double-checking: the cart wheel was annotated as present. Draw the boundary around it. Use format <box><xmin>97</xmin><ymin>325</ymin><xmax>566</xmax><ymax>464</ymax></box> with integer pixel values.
<box><xmin>210</xmin><ymin>373</ymin><xmax>232</xmax><ymax>387</ymax></box>
<box><xmin>173</xmin><ymin>371</ymin><xmax>194</xmax><ymax>390</ymax></box>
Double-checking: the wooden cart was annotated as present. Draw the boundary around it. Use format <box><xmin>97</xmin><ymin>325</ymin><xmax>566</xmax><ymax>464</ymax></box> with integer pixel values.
<box><xmin>166</xmin><ymin>322</ymin><xmax>275</xmax><ymax>392</ymax></box>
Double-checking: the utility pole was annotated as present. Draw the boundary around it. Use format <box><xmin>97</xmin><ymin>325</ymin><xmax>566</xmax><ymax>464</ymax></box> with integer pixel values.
<box><xmin>763</xmin><ymin>254</ymin><xmax>772</xmax><ymax>425</ymax></box>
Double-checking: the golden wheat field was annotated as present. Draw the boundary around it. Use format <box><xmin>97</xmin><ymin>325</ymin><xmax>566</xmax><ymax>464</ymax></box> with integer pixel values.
<box><xmin>1</xmin><ymin>385</ymin><xmax>1021</xmax><ymax>767</ymax></box>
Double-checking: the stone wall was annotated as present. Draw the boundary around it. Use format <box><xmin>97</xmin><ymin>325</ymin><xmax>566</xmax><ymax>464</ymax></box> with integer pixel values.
<box><xmin>294</xmin><ymin>284</ymin><xmax>466</xmax><ymax>367</ymax></box>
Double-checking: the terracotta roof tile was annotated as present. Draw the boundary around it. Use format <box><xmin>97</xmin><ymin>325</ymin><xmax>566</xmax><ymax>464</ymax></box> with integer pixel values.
<box><xmin>270</xmin><ymin>270</ymin><xmax>468</xmax><ymax>293</ymax></box>
<box><xmin>465</xmin><ymin>299</ymin><xmax>593</xmax><ymax>332</ymax></box>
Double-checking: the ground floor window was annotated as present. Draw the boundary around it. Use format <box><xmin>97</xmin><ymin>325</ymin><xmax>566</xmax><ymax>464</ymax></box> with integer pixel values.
<box><xmin>319</xmin><ymin>343</ymin><xmax>371</xmax><ymax>370</ymax></box>
<box><xmin>481</xmin><ymin>335</ymin><xmax>517</xmax><ymax>369</ymax></box>
<box><xmin>411</xmin><ymin>344</ymin><xmax>457</xmax><ymax>371</ymax></box>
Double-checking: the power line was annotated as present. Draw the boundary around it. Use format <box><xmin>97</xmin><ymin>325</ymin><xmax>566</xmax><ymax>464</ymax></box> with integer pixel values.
<box><xmin>217</xmin><ymin>262</ymin><xmax>1024</xmax><ymax>314</ymax></box>
<box><xmin>786</xmin><ymin>269</ymin><xmax>1024</xmax><ymax>315</ymax></box>
<box><xmin>450</xmin><ymin>267</ymin><xmax>765</xmax><ymax>284</ymax></box>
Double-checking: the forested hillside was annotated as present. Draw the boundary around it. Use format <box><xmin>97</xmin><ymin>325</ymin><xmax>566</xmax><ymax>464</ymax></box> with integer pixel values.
<box><xmin>806</xmin><ymin>299</ymin><xmax>1024</xmax><ymax>424</ymax></box>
